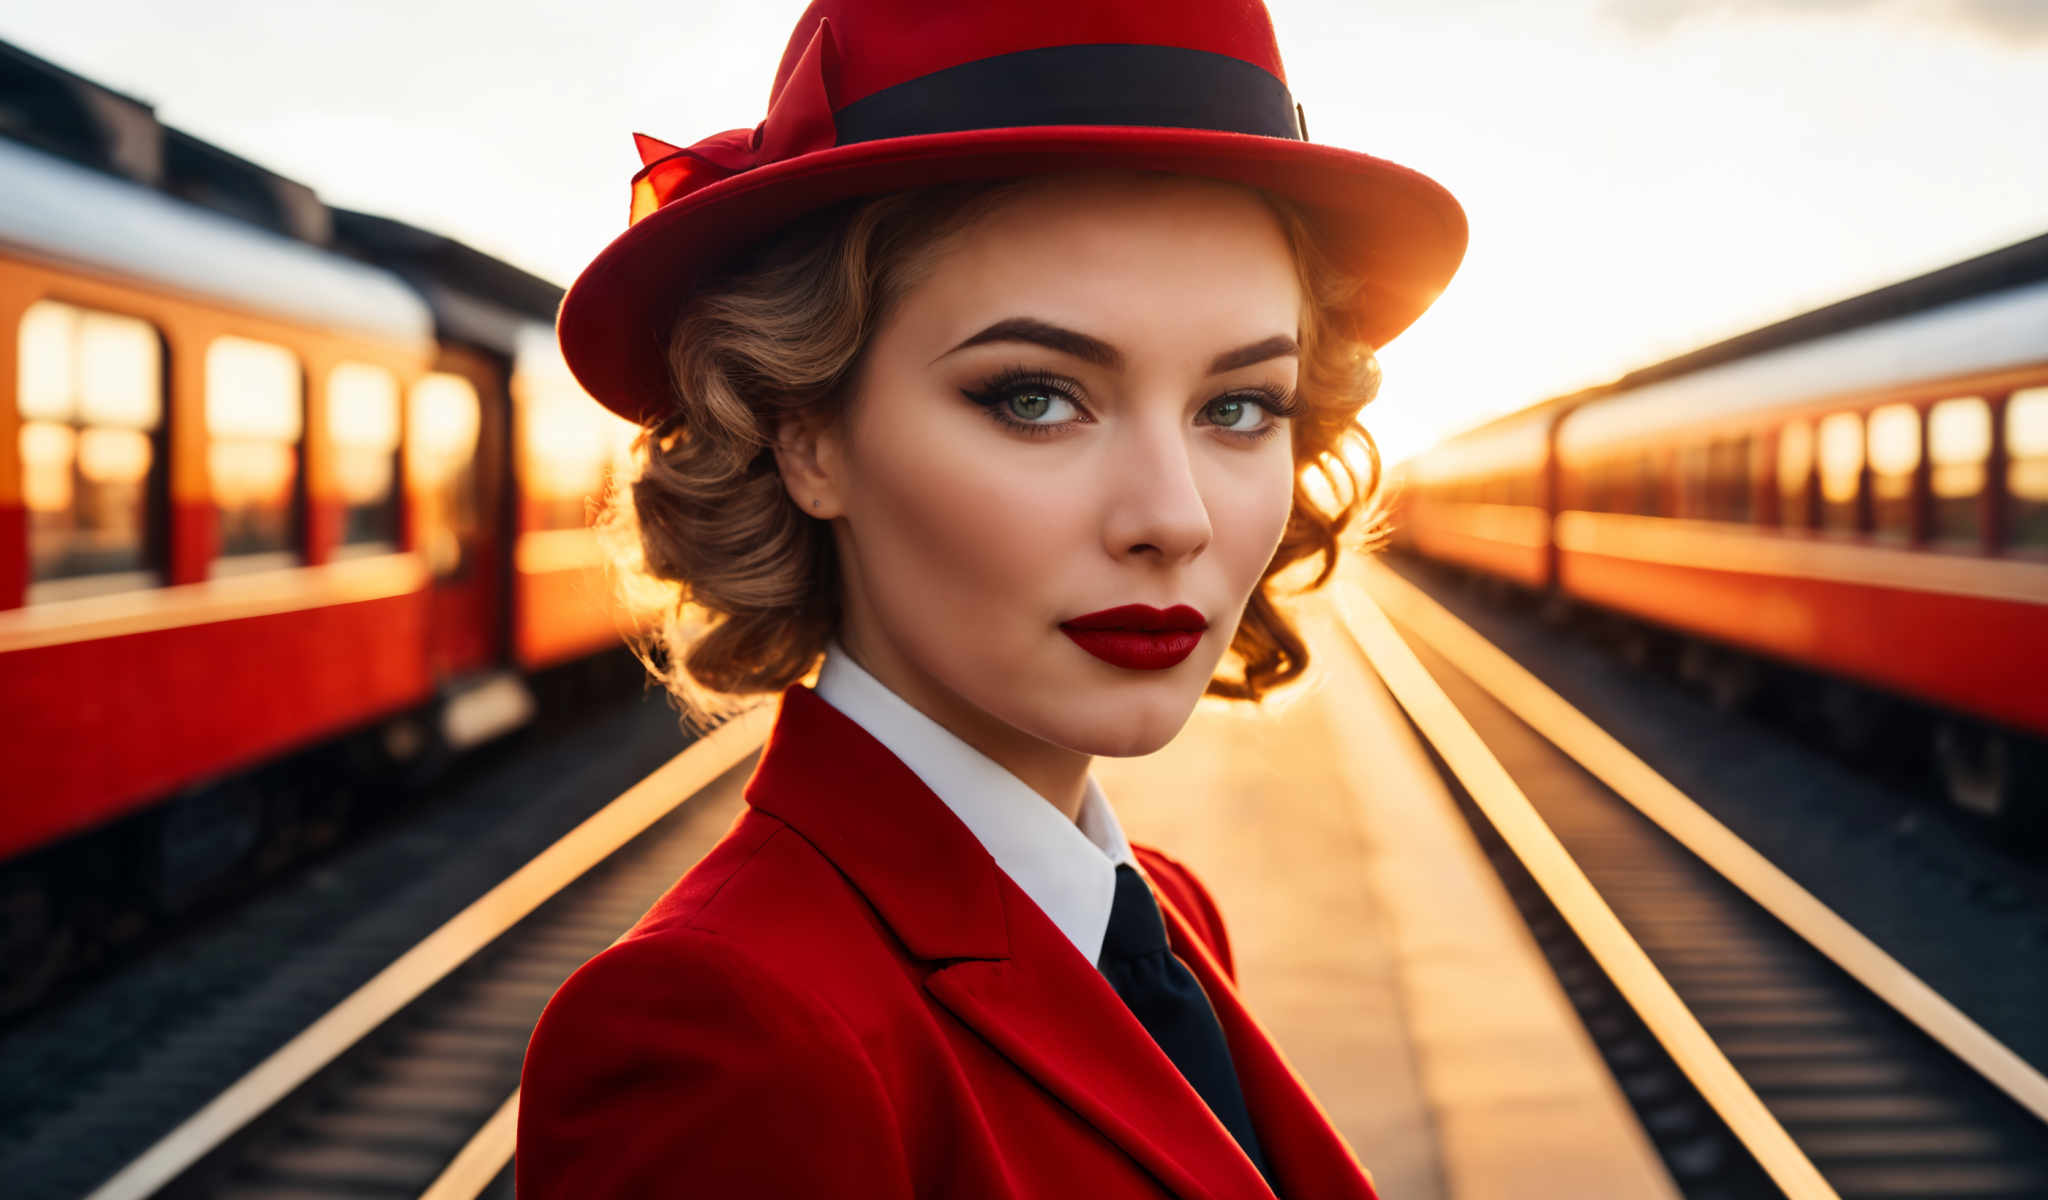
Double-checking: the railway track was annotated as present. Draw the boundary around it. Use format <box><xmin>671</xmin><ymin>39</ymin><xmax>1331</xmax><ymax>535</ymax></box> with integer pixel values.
<box><xmin>1341</xmin><ymin>559</ymin><xmax>2048</xmax><ymax>1199</ymax></box>
<box><xmin>39</xmin><ymin>703</ymin><xmax>772</xmax><ymax>1200</ymax></box>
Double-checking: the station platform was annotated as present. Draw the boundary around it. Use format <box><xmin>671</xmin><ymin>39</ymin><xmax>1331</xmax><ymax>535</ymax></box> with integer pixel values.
<box><xmin>1090</xmin><ymin>563</ymin><xmax>1680</xmax><ymax>1200</ymax></box>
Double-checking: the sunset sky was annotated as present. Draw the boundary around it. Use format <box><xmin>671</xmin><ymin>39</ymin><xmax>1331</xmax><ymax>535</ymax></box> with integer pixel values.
<box><xmin>5</xmin><ymin>0</ymin><xmax>2045</xmax><ymax>464</ymax></box>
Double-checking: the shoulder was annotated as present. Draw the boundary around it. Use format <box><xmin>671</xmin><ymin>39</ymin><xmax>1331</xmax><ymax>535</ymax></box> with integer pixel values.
<box><xmin>1130</xmin><ymin>842</ymin><xmax>1238</xmax><ymax>983</ymax></box>
<box><xmin>625</xmin><ymin>807</ymin><xmax>868</xmax><ymax>947</ymax></box>
<box><xmin>517</xmin><ymin>816</ymin><xmax>914</xmax><ymax>1198</ymax></box>
<box><xmin>518</xmin><ymin>921</ymin><xmax>911</xmax><ymax>1198</ymax></box>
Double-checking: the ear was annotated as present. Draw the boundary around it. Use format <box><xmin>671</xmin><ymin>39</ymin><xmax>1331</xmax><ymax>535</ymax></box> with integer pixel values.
<box><xmin>771</xmin><ymin>407</ymin><xmax>843</xmax><ymax>519</ymax></box>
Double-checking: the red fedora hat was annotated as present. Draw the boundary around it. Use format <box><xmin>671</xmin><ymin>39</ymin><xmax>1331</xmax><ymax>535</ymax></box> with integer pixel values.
<box><xmin>559</xmin><ymin>0</ymin><xmax>1468</xmax><ymax>425</ymax></box>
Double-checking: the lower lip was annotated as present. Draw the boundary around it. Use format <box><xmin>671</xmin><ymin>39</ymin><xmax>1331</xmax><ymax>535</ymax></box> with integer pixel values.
<box><xmin>1060</xmin><ymin>628</ymin><xmax>1203</xmax><ymax>671</ymax></box>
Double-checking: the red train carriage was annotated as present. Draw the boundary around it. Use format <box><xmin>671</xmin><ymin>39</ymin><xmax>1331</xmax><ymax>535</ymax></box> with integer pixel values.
<box><xmin>1394</xmin><ymin>399</ymin><xmax>1566</xmax><ymax>590</ymax></box>
<box><xmin>0</xmin><ymin>130</ymin><xmax>450</xmax><ymax>856</ymax></box>
<box><xmin>1551</xmin><ymin>279</ymin><xmax>2048</xmax><ymax>741</ymax></box>
<box><xmin>0</xmin><ymin>40</ymin><xmax>647</xmax><ymax>1014</ymax></box>
<box><xmin>508</xmin><ymin>324</ymin><xmax>639</xmax><ymax>670</ymax></box>
<box><xmin>325</xmin><ymin>213</ymin><xmax>641</xmax><ymax>681</ymax></box>
<box><xmin>1396</xmin><ymin>231</ymin><xmax>2048</xmax><ymax>822</ymax></box>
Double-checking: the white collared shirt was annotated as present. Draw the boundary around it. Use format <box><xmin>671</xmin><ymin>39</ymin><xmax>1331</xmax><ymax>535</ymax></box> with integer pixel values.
<box><xmin>812</xmin><ymin>638</ymin><xmax>1139</xmax><ymax>966</ymax></box>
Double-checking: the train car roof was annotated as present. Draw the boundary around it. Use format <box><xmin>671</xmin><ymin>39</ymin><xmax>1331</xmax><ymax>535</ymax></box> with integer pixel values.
<box><xmin>1422</xmin><ymin>392</ymin><xmax>1583</xmax><ymax>447</ymax></box>
<box><xmin>0</xmin><ymin>135</ymin><xmax>433</xmax><ymax>348</ymax></box>
<box><xmin>1415</xmin><ymin>228</ymin><xmax>2048</xmax><ymax>459</ymax></box>
<box><xmin>330</xmin><ymin>209</ymin><xmax>564</xmax><ymax>356</ymax></box>
<box><xmin>1559</xmin><ymin>275</ymin><xmax>2048</xmax><ymax>455</ymax></box>
<box><xmin>512</xmin><ymin>320</ymin><xmax>577</xmax><ymax>388</ymax></box>
<box><xmin>1404</xmin><ymin>403</ymin><xmax>1555</xmax><ymax>481</ymax></box>
<box><xmin>1402</xmin><ymin>388</ymin><xmax>1594</xmax><ymax>484</ymax></box>
<box><xmin>1597</xmin><ymin>229</ymin><xmax>2048</xmax><ymax>396</ymax></box>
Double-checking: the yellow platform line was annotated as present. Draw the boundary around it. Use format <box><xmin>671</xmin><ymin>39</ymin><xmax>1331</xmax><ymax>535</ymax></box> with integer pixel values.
<box><xmin>418</xmin><ymin>1089</ymin><xmax>520</xmax><ymax>1200</ymax></box>
<box><xmin>82</xmin><ymin>700</ymin><xmax>777</xmax><ymax>1200</ymax></box>
<box><xmin>1332</xmin><ymin>567</ymin><xmax>1839</xmax><ymax>1200</ymax></box>
<box><xmin>1358</xmin><ymin>558</ymin><xmax>2048</xmax><ymax>1131</ymax></box>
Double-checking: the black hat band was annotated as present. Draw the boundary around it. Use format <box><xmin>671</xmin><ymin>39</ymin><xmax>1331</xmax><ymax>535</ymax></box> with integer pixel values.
<box><xmin>833</xmin><ymin>43</ymin><xmax>1307</xmax><ymax>146</ymax></box>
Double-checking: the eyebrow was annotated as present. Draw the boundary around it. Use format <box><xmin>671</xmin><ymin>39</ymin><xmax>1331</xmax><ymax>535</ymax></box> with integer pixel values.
<box><xmin>932</xmin><ymin>316</ymin><xmax>1298</xmax><ymax>376</ymax></box>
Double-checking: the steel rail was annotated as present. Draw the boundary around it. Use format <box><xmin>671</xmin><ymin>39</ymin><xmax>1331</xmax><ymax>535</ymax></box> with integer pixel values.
<box><xmin>417</xmin><ymin>1089</ymin><xmax>520</xmax><ymax>1200</ymax></box>
<box><xmin>1357</xmin><ymin>558</ymin><xmax>2048</xmax><ymax>1130</ymax></box>
<box><xmin>79</xmin><ymin>700</ymin><xmax>776</xmax><ymax>1200</ymax></box>
<box><xmin>1333</xmin><ymin>567</ymin><xmax>1840</xmax><ymax>1200</ymax></box>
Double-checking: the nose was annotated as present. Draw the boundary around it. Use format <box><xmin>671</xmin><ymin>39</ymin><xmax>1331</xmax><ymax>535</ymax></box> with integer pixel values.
<box><xmin>1102</xmin><ymin>414</ymin><xmax>1212</xmax><ymax>565</ymax></box>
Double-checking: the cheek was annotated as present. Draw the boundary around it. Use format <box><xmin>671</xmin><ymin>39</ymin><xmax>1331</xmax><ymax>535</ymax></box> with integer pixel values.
<box><xmin>856</xmin><ymin>421</ymin><xmax>1081</xmax><ymax>618</ymax></box>
<box><xmin>1219</xmin><ymin>450</ymin><xmax>1298</xmax><ymax>579</ymax></box>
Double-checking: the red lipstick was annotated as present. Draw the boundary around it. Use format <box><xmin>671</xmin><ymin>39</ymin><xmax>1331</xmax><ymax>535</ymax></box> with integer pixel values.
<box><xmin>1059</xmin><ymin>604</ymin><xmax>1208</xmax><ymax>671</ymax></box>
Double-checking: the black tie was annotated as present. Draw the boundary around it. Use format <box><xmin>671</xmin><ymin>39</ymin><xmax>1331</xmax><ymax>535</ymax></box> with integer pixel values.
<box><xmin>1097</xmin><ymin>863</ymin><xmax>1276</xmax><ymax>1194</ymax></box>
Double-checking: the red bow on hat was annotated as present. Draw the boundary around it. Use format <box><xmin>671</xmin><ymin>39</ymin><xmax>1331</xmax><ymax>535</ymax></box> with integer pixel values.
<box><xmin>629</xmin><ymin>20</ymin><xmax>842</xmax><ymax>225</ymax></box>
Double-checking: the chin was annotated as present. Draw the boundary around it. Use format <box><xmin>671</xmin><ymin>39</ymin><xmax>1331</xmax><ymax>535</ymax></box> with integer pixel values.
<box><xmin>1056</xmin><ymin>726</ymin><xmax>1180</xmax><ymax>760</ymax></box>
<box><xmin>1039</xmin><ymin>686</ymin><xmax>1206</xmax><ymax>759</ymax></box>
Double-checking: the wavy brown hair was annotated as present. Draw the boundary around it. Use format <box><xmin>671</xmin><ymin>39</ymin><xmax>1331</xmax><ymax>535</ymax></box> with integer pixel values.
<box><xmin>597</xmin><ymin>171</ymin><xmax>1388</xmax><ymax>735</ymax></box>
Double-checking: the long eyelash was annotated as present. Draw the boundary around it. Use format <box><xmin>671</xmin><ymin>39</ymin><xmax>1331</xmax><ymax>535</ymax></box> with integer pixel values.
<box><xmin>1218</xmin><ymin>385</ymin><xmax>1298</xmax><ymax>444</ymax></box>
<box><xmin>959</xmin><ymin>365</ymin><xmax>1301</xmax><ymax>443</ymax></box>
<box><xmin>1197</xmin><ymin>383</ymin><xmax>1297</xmax><ymax>445</ymax></box>
<box><xmin>960</xmin><ymin>365</ymin><xmax>1080</xmax><ymax>440</ymax></box>
<box><xmin>1240</xmin><ymin>383</ymin><xmax>1305</xmax><ymax>422</ymax></box>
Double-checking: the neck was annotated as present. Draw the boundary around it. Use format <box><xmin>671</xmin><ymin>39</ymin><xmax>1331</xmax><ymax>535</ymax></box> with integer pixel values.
<box><xmin>838</xmin><ymin>632</ymin><xmax>1092</xmax><ymax>823</ymax></box>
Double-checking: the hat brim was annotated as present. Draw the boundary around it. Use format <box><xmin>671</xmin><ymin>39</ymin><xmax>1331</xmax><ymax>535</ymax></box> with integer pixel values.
<box><xmin>557</xmin><ymin>124</ymin><xmax>1468</xmax><ymax>424</ymax></box>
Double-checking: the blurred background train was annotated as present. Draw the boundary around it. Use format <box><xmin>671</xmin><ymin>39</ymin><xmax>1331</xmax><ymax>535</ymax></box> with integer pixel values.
<box><xmin>1393</xmin><ymin>229</ymin><xmax>2048</xmax><ymax>835</ymax></box>
<box><xmin>0</xmin><ymin>41</ymin><xmax>649</xmax><ymax>1014</ymax></box>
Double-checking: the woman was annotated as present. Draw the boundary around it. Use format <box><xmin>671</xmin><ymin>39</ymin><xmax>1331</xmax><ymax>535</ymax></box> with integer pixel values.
<box><xmin>517</xmin><ymin>1</ymin><xmax>1464</xmax><ymax>1197</ymax></box>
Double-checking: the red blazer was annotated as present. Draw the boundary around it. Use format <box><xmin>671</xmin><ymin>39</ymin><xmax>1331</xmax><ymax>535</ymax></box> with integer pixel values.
<box><xmin>517</xmin><ymin>682</ymin><xmax>1380</xmax><ymax>1199</ymax></box>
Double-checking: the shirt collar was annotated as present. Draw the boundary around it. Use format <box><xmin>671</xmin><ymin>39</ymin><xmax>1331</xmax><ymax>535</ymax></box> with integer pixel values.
<box><xmin>813</xmin><ymin>638</ymin><xmax>1136</xmax><ymax>965</ymax></box>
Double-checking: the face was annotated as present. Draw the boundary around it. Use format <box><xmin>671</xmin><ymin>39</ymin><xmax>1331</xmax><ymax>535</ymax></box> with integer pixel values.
<box><xmin>779</xmin><ymin>171</ymin><xmax>1303</xmax><ymax>768</ymax></box>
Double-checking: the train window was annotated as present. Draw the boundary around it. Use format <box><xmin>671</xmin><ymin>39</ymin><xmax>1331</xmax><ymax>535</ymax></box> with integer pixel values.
<box><xmin>1572</xmin><ymin>462</ymin><xmax>1598</xmax><ymax>513</ymax></box>
<box><xmin>1748</xmin><ymin>436</ymin><xmax>1773</xmax><ymax>525</ymax></box>
<box><xmin>1605</xmin><ymin>457</ymin><xmax>1630</xmax><ymax>514</ymax></box>
<box><xmin>1866</xmin><ymin>403</ymin><xmax>1920</xmax><ymax>542</ymax></box>
<box><xmin>1777</xmin><ymin>420</ymin><xmax>1814</xmax><ymax>529</ymax></box>
<box><xmin>1637</xmin><ymin>452</ymin><xmax>1661</xmax><ymax>517</ymax></box>
<box><xmin>16</xmin><ymin>300</ymin><xmax>164</xmax><ymax>600</ymax></box>
<box><xmin>206</xmin><ymin>336</ymin><xmax>304</xmax><ymax>571</ymax></box>
<box><xmin>1927</xmin><ymin>396</ymin><xmax>1989</xmax><ymax>547</ymax></box>
<box><xmin>1815</xmin><ymin>412</ymin><xmax>1863</xmax><ymax>534</ymax></box>
<box><xmin>2008</xmin><ymin>387</ymin><xmax>2048</xmax><ymax>551</ymax></box>
<box><xmin>1570</xmin><ymin>462</ymin><xmax>1594</xmax><ymax>513</ymax></box>
<box><xmin>1612</xmin><ymin>456</ymin><xmax>1639</xmax><ymax>514</ymax></box>
<box><xmin>523</xmin><ymin>380</ymin><xmax>636</xmax><ymax>533</ymax></box>
<box><xmin>1678</xmin><ymin>444</ymin><xmax>1710</xmax><ymax>518</ymax></box>
<box><xmin>326</xmin><ymin>363</ymin><xmax>402</xmax><ymax>555</ymax></box>
<box><xmin>1707</xmin><ymin>436</ymin><xmax>1752</xmax><ymax>522</ymax></box>
<box><xmin>409</xmin><ymin>372</ymin><xmax>483</xmax><ymax>576</ymax></box>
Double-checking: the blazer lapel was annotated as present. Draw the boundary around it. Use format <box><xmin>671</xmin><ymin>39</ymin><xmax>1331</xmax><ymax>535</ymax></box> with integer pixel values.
<box><xmin>923</xmin><ymin>905</ymin><xmax>1279</xmax><ymax>1200</ymax></box>
<box><xmin>743</xmin><ymin>684</ymin><xmax>1276</xmax><ymax>1200</ymax></box>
